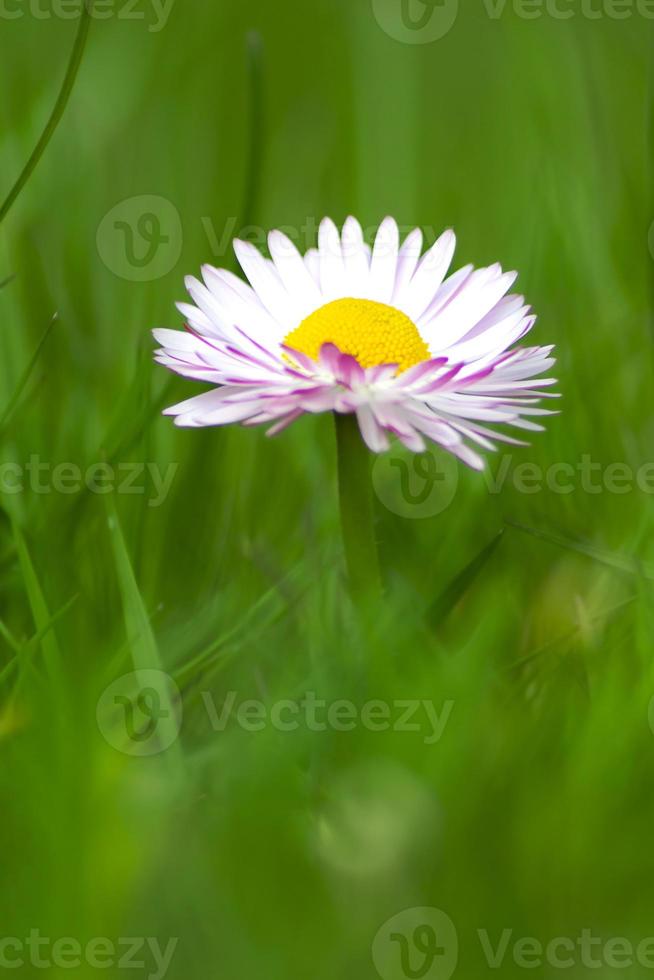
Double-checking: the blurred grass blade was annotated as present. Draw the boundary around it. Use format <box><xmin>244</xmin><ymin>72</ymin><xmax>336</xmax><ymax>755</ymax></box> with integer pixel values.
<box><xmin>174</xmin><ymin>567</ymin><xmax>306</xmax><ymax>689</ymax></box>
<box><xmin>506</xmin><ymin>520</ymin><xmax>654</xmax><ymax>578</ymax></box>
<box><xmin>241</xmin><ymin>32</ymin><xmax>265</xmax><ymax>234</ymax></box>
<box><xmin>0</xmin><ymin>313</ymin><xmax>57</xmax><ymax>435</ymax></box>
<box><xmin>0</xmin><ymin>594</ymin><xmax>78</xmax><ymax>687</ymax></box>
<box><xmin>427</xmin><ymin>530</ymin><xmax>504</xmax><ymax>629</ymax></box>
<box><xmin>11</xmin><ymin>521</ymin><xmax>62</xmax><ymax>676</ymax></box>
<box><xmin>106</xmin><ymin>497</ymin><xmax>184</xmax><ymax>773</ymax></box>
<box><xmin>0</xmin><ymin>0</ymin><xmax>94</xmax><ymax>224</ymax></box>
<box><xmin>0</xmin><ymin>619</ymin><xmax>20</xmax><ymax>655</ymax></box>
<box><xmin>0</xmin><ymin>274</ymin><xmax>15</xmax><ymax>290</ymax></box>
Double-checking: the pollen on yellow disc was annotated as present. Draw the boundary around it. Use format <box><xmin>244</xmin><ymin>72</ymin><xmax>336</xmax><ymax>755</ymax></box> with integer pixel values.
<box><xmin>283</xmin><ymin>298</ymin><xmax>430</xmax><ymax>374</ymax></box>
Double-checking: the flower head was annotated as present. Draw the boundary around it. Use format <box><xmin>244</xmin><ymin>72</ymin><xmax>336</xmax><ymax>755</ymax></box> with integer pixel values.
<box><xmin>154</xmin><ymin>217</ymin><xmax>557</xmax><ymax>469</ymax></box>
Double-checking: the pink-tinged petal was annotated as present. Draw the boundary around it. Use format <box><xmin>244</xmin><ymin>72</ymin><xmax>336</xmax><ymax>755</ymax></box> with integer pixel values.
<box><xmin>200</xmin><ymin>265</ymin><xmax>284</xmax><ymax>349</ymax></box>
<box><xmin>183</xmin><ymin>276</ymin><xmax>240</xmax><ymax>342</ymax></box>
<box><xmin>318</xmin><ymin>342</ymin><xmax>343</xmax><ymax>376</ymax></box>
<box><xmin>397</xmin><ymin>357</ymin><xmax>449</xmax><ymax>388</ymax></box>
<box><xmin>454</xmin><ymin>293</ymin><xmax>527</xmax><ymax>343</ymax></box>
<box><xmin>154</xmin><ymin>354</ymin><xmax>224</xmax><ymax>384</ymax></box>
<box><xmin>356</xmin><ymin>404</ymin><xmax>390</xmax><ymax>453</ymax></box>
<box><xmin>366</xmin><ymin>363</ymin><xmax>400</xmax><ymax>384</ymax></box>
<box><xmin>296</xmin><ymin>386</ymin><xmax>340</xmax><ymax>413</ymax></box>
<box><xmin>421</xmin><ymin>266</ymin><xmax>519</xmax><ymax>352</ymax></box>
<box><xmin>336</xmin><ymin>351</ymin><xmax>365</xmax><ymax>388</ymax></box>
<box><xmin>402</xmin><ymin>230</ymin><xmax>456</xmax><ymax>322</ymax></box>
<box><xmin>175</xmin><ymin>302</ymin><xmax>218</xmax><ymax>338</ymax></box>
<box><xmin>416</xmin><ymin>264</ymin><xmax>474</xmax><ymax>329</ymax></box>
<box><xmin>445</xmin><ymin>311</ymin><xmax>534</xmax><ymax>364</ymax></box>
<box><xmin>411</xmin><ymin>362</ymin><xmax>466</xmax><ymax>395</ymax></box>
<box><xmin>280</xmin><ymin>345</ymin><xmax>318</xmax><ymax>374</ymax></box>
<box><xmin>165</xmin><ymin>387</ymin><xmax>265</xmax><ymax>427</ymax></box>
<box><xmin>375</xmin><ymin>404</ymin><xmax>426</xmax><ymax>453</ymax></box>
<box><xmin>266</xmin><ymin>409</ymin><xmax>305</xmax><ymax>436</ymax></box>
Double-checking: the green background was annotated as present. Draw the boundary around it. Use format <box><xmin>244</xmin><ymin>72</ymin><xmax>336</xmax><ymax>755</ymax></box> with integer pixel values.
<box><xmin>1</xmin><ymin>0</ymin><xmax>654</xmax><ymax>977</ymax></box>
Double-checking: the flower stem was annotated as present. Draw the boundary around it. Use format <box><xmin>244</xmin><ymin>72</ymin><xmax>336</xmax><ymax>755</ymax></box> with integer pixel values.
<box><xmin>334</xmin><ymin>413</ymin><xmax>382</xmax><ymax>602</ymax></box>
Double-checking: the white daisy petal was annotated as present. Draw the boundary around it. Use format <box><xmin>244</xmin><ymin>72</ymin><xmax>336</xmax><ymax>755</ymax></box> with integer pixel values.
<box><xmin>318</xmin><ymin>217</ymin><xmax>347</xmax><ymax>300</ymax></box>
<box><xmin>303</xmin><ymin>247</ymin><xmax>321</xmax><ymax>287</ymax></box>
<box><xmin>233</xmin><ymin>239</ymin><xmax>299</xmax><ymax>330</ymax></box>
<box><xmin>268</xmin><ymin>230</ymin><xmax>323</xmax><ymax>319</ymax></box>
<box><xmin>200</xmin><ymin>266</ymin><xmax>285</xmax><ymax>348</ymax></box>
<box><xmin>369</xmin><ymin>216</ymin><xmax>400</xmax><ymax>305</ymax></box>
<box><xmin>392</xmin><ymin>227</ymin><xmax>423</xmax><ymax>307</ymax></box>
<box><xmin>341</xmin><ymin>216</ymin><xmax>371</xmax><ymax>295</ymax></box>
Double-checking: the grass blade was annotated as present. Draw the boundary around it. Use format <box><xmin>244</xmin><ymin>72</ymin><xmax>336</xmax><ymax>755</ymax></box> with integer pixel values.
<box><xmin>0</xmin><ymin>0</ymin><xmax>95</xmax><ymax>224</ymax></box>
<box><xmin>427</xmin><ymin>529</ymin><xmax>505</xmax><ymax>629</ymax></box>
<box><xmin>505</xmin><ymin>520</ymin><xmax>654</xmax><ymax>578</ymax></box>
<box><xmin>0</xmin><ymin>313</ymin><xmax>57</xmax><ymax>435</ymax></box>
<box><xmin>106</xmin><ymin>497</ymin><xmax>185</xmax><ymax>774</ymax></box>
<box><xmin>0</xmin><ymin>594</ymin><xmax>78</xmax><ymax>687</ymax></box>
<box><xmin>12</xmin><ymin>521</ymin><xmax>61</xmax><ymax>676</ymax></box>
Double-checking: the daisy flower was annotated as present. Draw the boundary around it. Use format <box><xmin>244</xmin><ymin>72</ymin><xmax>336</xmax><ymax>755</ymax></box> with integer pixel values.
<box><xmin>154</xmin><ymin>217</ymin><xmax>557</xmax><ymax>470</ymax></box>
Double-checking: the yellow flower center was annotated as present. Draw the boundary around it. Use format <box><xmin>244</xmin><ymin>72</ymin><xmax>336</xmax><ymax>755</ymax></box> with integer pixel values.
<box><xmin>283</xmin><ymin>298</ymin><xmax>430</xmax><ymax>374</ymax></box>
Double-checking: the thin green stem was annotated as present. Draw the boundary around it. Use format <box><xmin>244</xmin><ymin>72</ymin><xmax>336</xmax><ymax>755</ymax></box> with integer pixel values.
<box><xmin>334</xmin><ymin>413</ymin><xmax>382</xmax><ymax>601</ymax></box>
<box><xmin>0</xmin><ymin>313</ymin><xmax>57</xmax><ymax>436</ymax></box>
<box><xmin>241</xmin><ymin>32</ymin><xmax>265</xmax><ymax>234</ymax></box>
<box><xmin>0</xmin><ymin>0</ymin><xmax>94</xmax><ymax>226</ymax></box>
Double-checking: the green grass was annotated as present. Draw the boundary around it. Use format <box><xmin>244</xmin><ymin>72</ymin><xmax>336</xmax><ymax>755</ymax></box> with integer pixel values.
<box><xmin>2</xmin><ymin>2</ymin><xmax>654</xmax><ymax>978</ymax></box>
